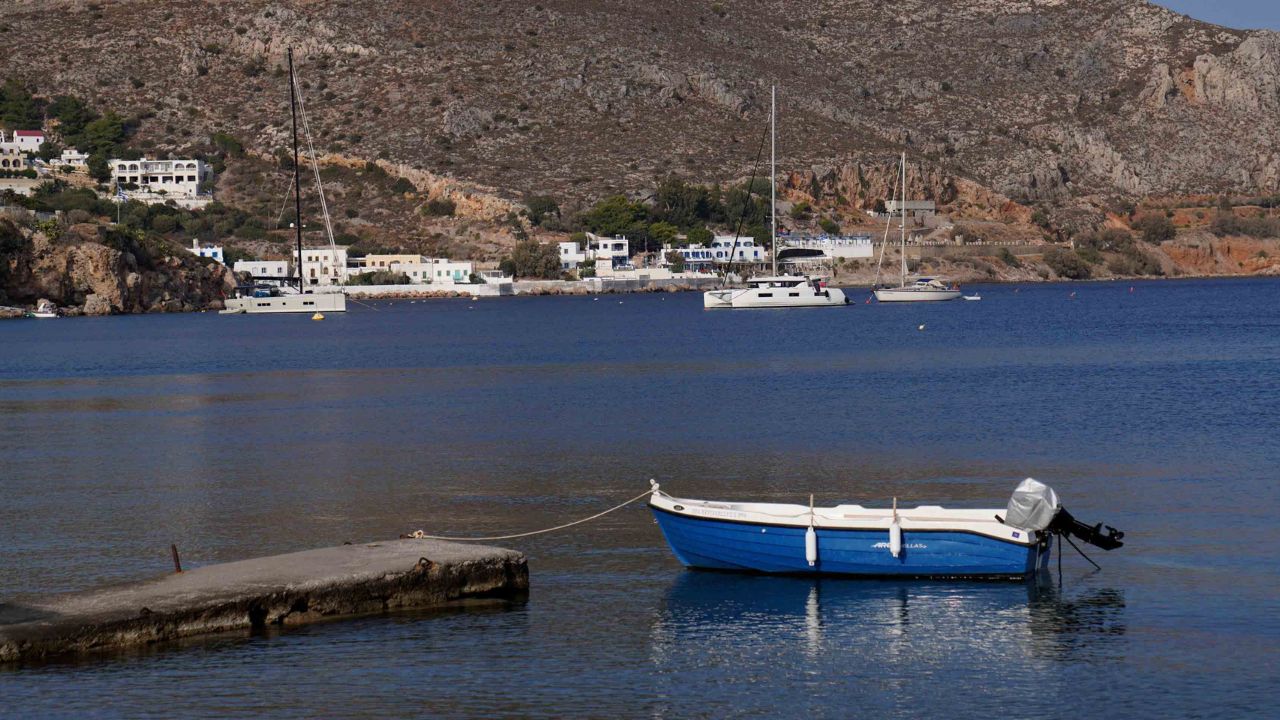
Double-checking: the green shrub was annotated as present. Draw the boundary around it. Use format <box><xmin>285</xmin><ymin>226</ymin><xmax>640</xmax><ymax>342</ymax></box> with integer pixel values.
<box><xmin>1043</xmin><ymin>247</ymin><xmax>1092</xmax><ymax>279</ymax></box>
<box><xmin>818</xmin><ymin>217</ymin><xmax>840</xmax><ymax>234</ymax></box>
<box><xmin>998</xmin><ymin>247</ymin><xmax>1021</xmax><ymax>268</ymax></box>
<box><xmin>1132</xmin><ymin>213</ymin><xmax>1175</xmax><ymax>243</ymax></box>
<box><xmin>389</xmin><ymin>177</ymin><xmax>415</xmax><ymax>194</ymax></box>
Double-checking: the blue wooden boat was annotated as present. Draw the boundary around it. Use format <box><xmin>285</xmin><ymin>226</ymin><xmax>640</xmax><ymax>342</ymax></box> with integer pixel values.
<box><xmin>649</xmin><ymin>479</ymin><xmax>1123</xmax><ymax>580</ymax></box>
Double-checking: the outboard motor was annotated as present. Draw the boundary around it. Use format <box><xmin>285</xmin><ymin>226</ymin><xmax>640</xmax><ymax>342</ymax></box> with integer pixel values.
<box><xmin>1002</xmin><ymin>478</ymin><xmax>1124</xmax><ymax>550</ymax></box>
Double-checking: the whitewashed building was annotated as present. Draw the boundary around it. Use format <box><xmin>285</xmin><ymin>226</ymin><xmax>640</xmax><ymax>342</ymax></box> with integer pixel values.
<box><xmin>111</xmin><ymin>157</ymin><xmax>212</xmax><ymax>208</ymax></box>
<box><xmin>187</xmin><ymin>239</ymin><xmax>224</xmax><ymax>263</ymax></box>
<box><xmin>233</xmin><ymin>259</ymin><xmax>291</xmax><ymax>280</ymax></box>
<box><xmin>57</xmin><ymin>148</ymin><xmax>89</xmax><ymax>168</ymax></box>
<box><xmin>0</xmin><ymin>130</ymin><xmax>44</xmax><ymax>153</ymax></box>
<box><xmin>427</xmin><ymin>258</ymin><xmax>473</xmax><ymax>284</ymax></box>
<box><xmin>660</xmin><ymin>236</ymin><xmax>765</xmax><ymax>271</ymax></box>
<box><xmin>586</xmin><ymin>233</ymin><xmax>631</xmax><ymax>271</ymax></box>
<box><xmin>294</xmin><ymin>246</ymin><xmax>348</xmax><ymax>286</ymax></box>
<box><xmin>558</xmin><ymin>241</ymin><xmax>587</xmax><ymax>271</ymax></box>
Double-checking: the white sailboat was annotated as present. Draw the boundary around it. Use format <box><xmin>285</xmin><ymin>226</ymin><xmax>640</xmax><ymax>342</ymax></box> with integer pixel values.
<box><xmin>223</xmin><ymin>48</ymin><xmax>347</xmax><ymax>316</ymax></box>
<box><xmin>703</xmin><ymin>86</ymin><xmax>847</xmax><ymax>309</ymax></box>
<box><xmin>872</xmin><ymin>152</ymin><xmax>961</xmax><ymax>303</ymax></box>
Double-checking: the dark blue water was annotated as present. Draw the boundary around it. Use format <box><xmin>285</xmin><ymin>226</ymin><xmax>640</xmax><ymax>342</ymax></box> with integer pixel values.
<box><xmin>1</xmin><ymin>279</ymin><xmax>1277</xmax><ymax>718</ymax></box>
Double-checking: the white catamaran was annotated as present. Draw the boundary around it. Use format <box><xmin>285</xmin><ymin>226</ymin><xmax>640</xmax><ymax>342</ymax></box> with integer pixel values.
<box><xmin>872</xmin><ymin>152</ymin><xmax>961</xmax><ymax>303</ymax></box>
<box><xmin>222</xmin><ymin>48</ymin><xmax>347</xmax><ymax>315</ymax></box>
<box><xmin>703</xmin><ymin>86</ymin><xmax>848</xmax><ymax>309</ymax></box>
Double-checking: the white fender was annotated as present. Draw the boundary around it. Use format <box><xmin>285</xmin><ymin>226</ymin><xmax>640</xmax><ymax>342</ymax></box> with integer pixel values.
<box><xmin>805</xmin><ymin>525</ymin><xmax>817</xmax><ymax>566</ymax></box>
<box><xmin>889</xmin><ymin>520</ymin><xmax>902</xmax><ymax>558</ymax></box>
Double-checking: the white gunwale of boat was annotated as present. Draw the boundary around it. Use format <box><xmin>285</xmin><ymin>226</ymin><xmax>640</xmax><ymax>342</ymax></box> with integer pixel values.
<box><xmin>649</xmin><ymin>489</ymin><xmax>1030</xmax><ymax>544</ymax></box>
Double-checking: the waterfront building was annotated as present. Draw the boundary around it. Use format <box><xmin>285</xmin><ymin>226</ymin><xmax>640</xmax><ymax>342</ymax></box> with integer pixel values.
<box><xmin>187</xmin><ymin>239</ymin><xmax>224</xmax><ymax>263</ymax></box>
<box><xmin>427</xmin><ymin>258</ymin><xmax>474</xmax><ymax>284</ymax></box>
<box><xmin>659</xmin><ymin>236</ymin><xmax>766</xmax><ymax>271</ymax></box>
<box><xmin>294</xmin><ymin>246</ymin><xmax>348</xmax><ymax>285</ymax></box>
<box><xmin>558</xmin><ymin>241</ymin><xmax>587</xmax><ymax>271</ymax></box>
<box><xmin>233</xmin><ymin>259</ymin><xmax>290</xmax><ymax>281</ymax></box>
<box><xmin>585</xmin><ymin>233</ymin><xmax>632</xmax><ymax>270</ymax></box>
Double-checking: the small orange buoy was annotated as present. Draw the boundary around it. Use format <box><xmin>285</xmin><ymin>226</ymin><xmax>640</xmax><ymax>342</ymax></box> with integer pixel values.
<box><xmin>312</xmin><ymin>312</ymin><xmax>324</xmax><ymax>321</ymax></box>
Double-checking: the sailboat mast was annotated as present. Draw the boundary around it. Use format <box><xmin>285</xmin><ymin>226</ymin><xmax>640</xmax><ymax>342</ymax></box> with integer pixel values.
<box><xmin>289</xmin><ymin>48</ymin><xmax>304</xmax><ymax>293</ymax></box>
<box><xmin>899</xmin><ymin>151</ymin><xmax>907</xmax><ymax>287</ymax></box>
<box><xmin>770</xmin><ymin>85</ymin><xmax>777</xmax><ymax>277</ymax></box>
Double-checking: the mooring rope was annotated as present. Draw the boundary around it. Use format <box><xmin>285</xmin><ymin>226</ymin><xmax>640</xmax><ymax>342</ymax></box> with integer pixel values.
<box><xmin>402</xmin><ymin>488</ymin><xmax>654</xmax><ymax>542</ymax></box>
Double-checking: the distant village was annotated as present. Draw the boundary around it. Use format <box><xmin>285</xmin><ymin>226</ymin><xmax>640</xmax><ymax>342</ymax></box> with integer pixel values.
<box><xmin>1</xmin><ymin>126</ymin><xmax>953</xmax><ymax>292</ymax></box>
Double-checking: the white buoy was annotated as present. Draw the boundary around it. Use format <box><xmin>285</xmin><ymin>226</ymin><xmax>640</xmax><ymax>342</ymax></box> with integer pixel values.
<box><xmin>917</xmin><ymin>323</ymin><xmax>926</xmax><ymax>331</ymax></box>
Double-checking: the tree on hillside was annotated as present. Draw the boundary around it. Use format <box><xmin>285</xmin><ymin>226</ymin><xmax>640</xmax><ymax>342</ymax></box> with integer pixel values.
<box><xmin>580</xmin><ymin>195</ymin><xmax>647</xmax><ymax>238</ymax></box>
<box><xmin>525</xmin><ymin>195</ymin><xmax>560</xmax><ymax>227</ymax></box>
<box><xmin>78</xmin><ymin>113</ymin><xmax>127</xmax><ymax>157</ymax></box>
<box><xmin>0</xmin><ymin>80</ymin><xmax>43</xmax><ymax>129</ymax></box>
<box><xmin>509</xmin><ymin>239</ymin><xmax>561</xmax><ymax>279</ymax></box>
<box><xmin>648</xmin><ymin>221</ymin><xmax>679</xmax><ymax>247</ymax></box>
<box><xmin>46</xmin><ymin>95</ymin><xmax>96</xmax><ymax>144</ymax></box>
<box><xmin>1132</xmin><ymin>213</ymin><xmax>1175</xmax><ymax>243</ymax></box>
<box><xmin>86</xmin><ymin>154</ymin><xmax>111</xmax><ymax>183</ymax></box>
<box><xmin>686</xmin><ymin>226</ymin><xmax>713</xmax><ymax>247</ymax></box>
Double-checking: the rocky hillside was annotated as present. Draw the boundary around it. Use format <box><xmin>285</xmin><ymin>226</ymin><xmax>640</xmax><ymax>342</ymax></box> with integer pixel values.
<box><xmin>4</xmin><ymin>1</ymin><xmax>1280</xmax><ymax>207</ymax></box>
<box><xmin>0</xmin><ymin>216</ymin><xmax>232</xmax><ymax>315</ymax></box>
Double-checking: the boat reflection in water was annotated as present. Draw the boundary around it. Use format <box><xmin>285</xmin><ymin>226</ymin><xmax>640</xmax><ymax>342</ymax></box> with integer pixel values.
<box><xmin>648</xmin><ymin>572</ymin><xmax>1125</xmax><ymax>715</ymax></box>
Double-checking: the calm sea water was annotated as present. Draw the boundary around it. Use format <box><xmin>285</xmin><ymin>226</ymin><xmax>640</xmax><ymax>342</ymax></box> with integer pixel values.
<box><xmin>1</xmin><ymin>279</ymin><xmax>1277</xmax><ymax>718</ymax></box>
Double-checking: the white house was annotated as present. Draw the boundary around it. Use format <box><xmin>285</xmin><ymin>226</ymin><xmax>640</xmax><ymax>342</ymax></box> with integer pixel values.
<box><xmin>660</xmin><ymin>236</ymin><xmax>766</xmax><ymax>271</ymax></box>
<box><xmin>111</xmin><ymin>157</ymin><xmax>212</xmax><ymax>207</ymax></box>
<box><xmin>187</xmin><ymin>239</ymin><xmax>223</xmax><ymax>263</ymax></box>
<box><xmin>11</xmin><ymin>130</ymin><xmax>43</xmax><ymax>151</ymax></box>
<box><xmin>57</xmin><ymin>148</ymin><xmax>89</xmax><ymax>168</ymax></box>
<box><xmin>427</xmin><ymin>258</ymin><xmax>473</xmax><ymax>285</ymax></box>
<box><xmin>558</xmin><ymin>241</ymin><xmax>587</xmax><ymax>271</ymax></box>
<box><xmin>577</xmin><ymin>233</ymin><xmax>633</xmax><ymax>274</ymax></box>
<box><xmin>0</xmin><ymin>130</ymin><xmax>44</xmax><ymax>154</ymax></box>
<box><xmin>233</xmin><ymin>259</ymin><xmax>290</xmax><ymax>280</ymax></box>
<box><xmin>294</xmin><ymin>246</ymin><xmax>348</xmax><ymax>286</ymax></box>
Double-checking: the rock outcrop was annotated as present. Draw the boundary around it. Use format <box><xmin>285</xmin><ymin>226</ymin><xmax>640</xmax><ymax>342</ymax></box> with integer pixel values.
<box><xmin>0</xmin><ymin>219</ymin><xmax>232</xmax><ymax>315</ymax></box>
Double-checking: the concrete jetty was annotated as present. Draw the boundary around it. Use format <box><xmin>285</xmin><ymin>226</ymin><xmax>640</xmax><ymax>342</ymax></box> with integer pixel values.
<box><xmin>0</xmin><ymin>539</ymin><xmax>527</xmax><ymax>663</ymax></box>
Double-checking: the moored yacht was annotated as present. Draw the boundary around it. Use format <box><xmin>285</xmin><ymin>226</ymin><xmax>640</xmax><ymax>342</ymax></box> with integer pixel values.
<box><xmin>704</xmin><ymin>86</ymin><xmax>846</xmax><ymax>310</ymax></box>
<box><xmin>704</xmin><ymin>275</ymin><xmax>846</xmax><ymax>308</ymax></box>
<box><xmin>222</xmin><ymin>48</ymin><xmax>346</xmax><ymax>316</ymax></box>
<box><xmin>872</xmin><ymin>152</ymin><xmax>962</xmax><ymax>303</ymax></box>
<box><xmin>874</xmin><ymin>277</ymin><xmax>962</xmax><ymax>303</ymax></box>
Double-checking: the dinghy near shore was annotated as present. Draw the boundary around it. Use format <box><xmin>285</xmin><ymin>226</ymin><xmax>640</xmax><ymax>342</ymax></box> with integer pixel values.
<box><xmin>649</xmin><ymin>478</ymin><xmax>1123</xmax><ymax>580</ymax></box>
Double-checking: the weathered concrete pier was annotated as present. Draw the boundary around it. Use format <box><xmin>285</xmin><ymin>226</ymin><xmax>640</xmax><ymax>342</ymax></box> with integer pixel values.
<box><xmin>0</xmin><ymin>539</ymin><xmax>527</xmax><ymax>663</ymax></box>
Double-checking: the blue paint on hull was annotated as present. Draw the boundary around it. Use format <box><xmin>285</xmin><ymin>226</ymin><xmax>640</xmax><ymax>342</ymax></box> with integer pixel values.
<box><xmin>652</xmin><ymin>506</ymin><xmax>1051</xmax><ymax>578</ymax></box>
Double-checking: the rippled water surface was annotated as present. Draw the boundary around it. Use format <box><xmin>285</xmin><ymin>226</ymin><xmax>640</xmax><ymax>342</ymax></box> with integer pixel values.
<box><xmin>1</xmin><ymin>280</ymin><xmax>1277</xmax><ymax>718</ymax></box>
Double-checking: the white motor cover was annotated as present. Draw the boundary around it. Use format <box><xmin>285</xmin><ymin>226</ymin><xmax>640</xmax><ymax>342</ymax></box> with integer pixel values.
<box><xmin>1004</xmin><ymin>478</ymin><xmax>1060</xmax><ymax>532</ymax></box>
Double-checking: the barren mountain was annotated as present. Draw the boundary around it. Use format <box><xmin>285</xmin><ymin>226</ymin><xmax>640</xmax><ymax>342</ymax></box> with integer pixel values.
<box><xmin>4</xmin><ymin>0</ymin><xmax>1280</xmax><ymax>231</ymax></box>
